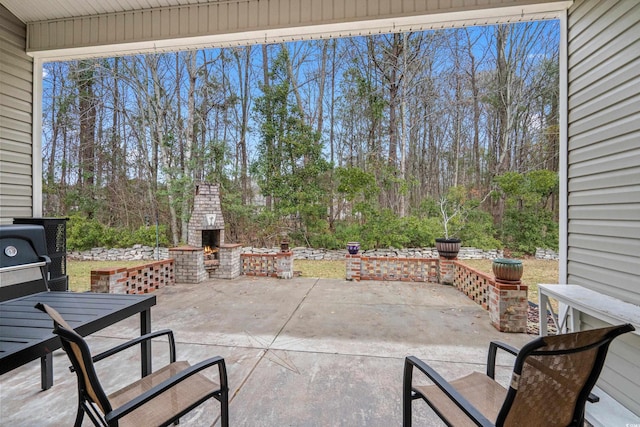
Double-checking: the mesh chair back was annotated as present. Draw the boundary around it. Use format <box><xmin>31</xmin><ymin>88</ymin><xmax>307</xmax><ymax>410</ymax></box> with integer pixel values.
<box><xmin>497</xmin><ymin>324</ymin><xmax>634</xmax><ymax>426</ymax></box>
<box><xmin>35</xmin><ymin>303</ymin><xmax>112</xmax><ymax>416</ymax></box>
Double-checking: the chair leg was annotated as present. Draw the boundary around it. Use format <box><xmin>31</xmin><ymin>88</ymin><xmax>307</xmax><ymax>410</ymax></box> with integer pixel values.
<box><xmin>403</xmin><ymin>392</ymin><xmax>413</xmax><ymax>427</ymax></box>
<box><xmin>403</xmin><ymin>358</ymin><xmax>414</xmax><ymax>427</ymax></box>
<box><xmin>73</xmin><ymin>403</ymin><xmax>84</xmax><ymax>427</ymax></box>
<box><xmin>220</xmin><ymin>389</ymin><xmax>229</xmax><ymax>427</ymax></box>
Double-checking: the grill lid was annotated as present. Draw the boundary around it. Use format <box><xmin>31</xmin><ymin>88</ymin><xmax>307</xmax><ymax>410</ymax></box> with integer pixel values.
<box><xmin>0</xmin><ymin>225</ymin><xmax>50</xmax><ymax>269</ymax></box>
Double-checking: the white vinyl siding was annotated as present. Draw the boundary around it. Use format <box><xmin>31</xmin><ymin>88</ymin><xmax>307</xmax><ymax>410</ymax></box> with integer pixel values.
<box><xmin>0</xmin><ymin>4</ymin><xmax>33</xmax><ymax>223</ymax></box>
<box><xmin>567</xmin><ymin>0</ymin><xmax>640</xmax><ymax>416</ymax></box>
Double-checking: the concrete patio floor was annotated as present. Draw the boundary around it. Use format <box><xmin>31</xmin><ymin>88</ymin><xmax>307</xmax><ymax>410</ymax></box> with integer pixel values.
<box><xmin>0</xmin><ymin>276</ymin><xmax>533</xmax><ymax>426</ymax></box>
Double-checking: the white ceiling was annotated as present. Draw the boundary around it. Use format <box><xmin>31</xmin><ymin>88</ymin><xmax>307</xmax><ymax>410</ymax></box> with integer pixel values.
<box><xmin>0</xmin><ymin>0</ymin><xmax>205</xmax><ymax>23</ymax></box>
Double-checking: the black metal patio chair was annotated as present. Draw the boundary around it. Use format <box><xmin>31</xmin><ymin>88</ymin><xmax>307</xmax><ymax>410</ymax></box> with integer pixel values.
<box><xmin>403</xmin><ymin>323</ymin><xmax>634</xmax><ymax>426</ymax></box>
<box><xmin>35</xmin><ymin>302</ymin><xmax>229</xmax><ymax>427</ymax></box>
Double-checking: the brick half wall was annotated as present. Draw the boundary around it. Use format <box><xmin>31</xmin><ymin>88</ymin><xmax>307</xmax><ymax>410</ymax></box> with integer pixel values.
<box><xmin>344</xmin><ymin>254</ymin><xmax>527</xmax><ymax>333</ymax></box>
<box><xmin>241</xmin><ymin>251</ymin><xmax>294</xmax><ymax>278</ymax></box>
<box><xmin>359</xmin><ymin>256</ymin><xmax>438</xmax><ymax>282</ymax></box>
<box><xmin>91</xmin><ymin>259</ymin><xmax>174</xmax><ymax>294</ymax></box>
<box><xmin>453</xmin><ymin>261</ymin><xmax>528</xmax><ymax>333</ymax></box>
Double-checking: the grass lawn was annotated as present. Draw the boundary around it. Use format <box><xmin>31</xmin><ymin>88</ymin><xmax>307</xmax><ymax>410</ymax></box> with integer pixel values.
<box><xmin>68</xmin><ymin>258</ymin><xmax>559</xmax><ymax>305</ymax></box>
<box><xmin>294</xmin><ymin>260</ymin><xmax>346</xmax><ymax>279</ymax></box>
<box><xmin>68</xmin><ymin>260</ymin><xmax>147</xmax><ymax>292</ymax></box>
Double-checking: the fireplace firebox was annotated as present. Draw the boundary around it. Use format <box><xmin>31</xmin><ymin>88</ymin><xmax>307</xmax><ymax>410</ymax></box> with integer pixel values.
<box><xmin>202</xmin><ymin>230</ymin><xmax>220</xmax><ymax>260</ymax></box>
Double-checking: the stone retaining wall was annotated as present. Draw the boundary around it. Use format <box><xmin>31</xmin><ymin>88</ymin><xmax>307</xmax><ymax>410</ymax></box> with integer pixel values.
<box><xmin>69</xmin><ymin>245</ymin><xmax>169</xmax><ymax>261</ymax></box>
<box><xmin>67</xmin><ymin>245</ymin><xmax>558</xmax><ymax>261</ymax></box>
<box><xmin>535</xmin><ymin>247</ymin><xmax>559</xmax><ymax>260</ymax></box>
<box><xmin>68</xmin><ymin>245</ymin><xmax>558</xmax><ymax>262</ymax></box>
<box><xmin>243</xmin><ymin>246</ymin><xmax>504</xmax><ymax>260</ymax></box>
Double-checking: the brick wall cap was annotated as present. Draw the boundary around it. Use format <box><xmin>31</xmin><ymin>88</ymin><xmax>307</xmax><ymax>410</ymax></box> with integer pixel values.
<box><xmin>219</xmin><ymin>243</ymin><xmax>242</xmax><ymax>248</ymax></box>
<box><xmin>169</xmin><ymin>246</ymin><xmax>203</xmax><ymax>252</ymax></box>
<box><xmin>91</xmin><ymin>267</ymin><xmax>128</xmax><ymax>274</ymax></box>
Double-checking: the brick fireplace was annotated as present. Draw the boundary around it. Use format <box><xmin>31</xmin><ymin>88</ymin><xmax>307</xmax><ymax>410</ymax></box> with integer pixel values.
<box><xmin>179</xmin><ymin>183</ymin><xmax>241</xmax><ymax>281</ymax></box>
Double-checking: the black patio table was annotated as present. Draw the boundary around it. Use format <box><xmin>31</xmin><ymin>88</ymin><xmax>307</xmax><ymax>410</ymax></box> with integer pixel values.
<box><xmin>0</xmin><ymin>291</ymin><xmax>156</xmax><ymax>390</ymax></box>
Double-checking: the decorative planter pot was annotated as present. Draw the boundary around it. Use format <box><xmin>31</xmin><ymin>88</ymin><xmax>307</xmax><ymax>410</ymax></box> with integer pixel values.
<box><xmin>492</xmin><ymin>258</ymin><xmax>523</xmax><ymax>282</ymax></box>
<box><xmin>347</xmin><ymin>242</ymin><xmax>360</xmax><ymax>255</ymax></box>
<box><xmin>435</xmin><ymin>238</ymin><xmax>461</xmax><ymax>259</ymax></box>
<box><xmin>280</xmin><ymin>240</ymin><xmax>290</xmax><ymax>252</ymax></box>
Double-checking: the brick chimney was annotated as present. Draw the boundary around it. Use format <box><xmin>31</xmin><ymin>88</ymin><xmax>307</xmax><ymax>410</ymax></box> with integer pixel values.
<box><xmin>187</xmin><ymin>183</ymin><xmax>225</xmax><ymax>248</ymax></box>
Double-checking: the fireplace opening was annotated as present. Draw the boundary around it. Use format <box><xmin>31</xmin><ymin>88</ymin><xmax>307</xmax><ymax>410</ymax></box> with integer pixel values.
<box><xmin>202</xmin><ymin>230</ymin><xmax>220</xmax><ymax>261</ymax></box>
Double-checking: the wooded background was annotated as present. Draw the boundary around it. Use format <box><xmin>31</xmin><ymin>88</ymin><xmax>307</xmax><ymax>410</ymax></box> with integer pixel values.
<box><xmin>42</xmin><ymin>21</ymin><xmax>560</xmax><ymax>254</ymax></box>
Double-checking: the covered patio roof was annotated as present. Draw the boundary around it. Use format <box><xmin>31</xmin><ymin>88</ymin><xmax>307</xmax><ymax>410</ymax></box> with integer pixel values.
<box><xmin>1</xmin><ymin>0</ymin><xmax>571</xmax><ymax>60</ymax></box>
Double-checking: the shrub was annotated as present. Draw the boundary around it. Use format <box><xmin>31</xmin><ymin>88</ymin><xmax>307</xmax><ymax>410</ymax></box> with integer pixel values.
<box><xmin>334</xmin><ymin>222</ymin><xmax>363</xmax><ymax>248</ymax></box>
<box><xmin>130</xmin><ymin>225</ymin><xmax>171</xmax><ymax>248</ymax></box>
<box><xmin>501</xmin><ymin>209</ymin><xmax>558</xmax><ymax>255</ymax></box>
<box><xmin>458</xmin><ymin>210</ymin><xmax>503</xmax><ymax>249</ymax></box>
<box><xmin>308</xmin><ymin>232</ymin><xmax>341</xmax><ymax>250</ymax></box>
<box><xmin>495</xmin><ymin>170</ymin><xmax>559</xmax><ymax>254</ymax></box>
<box><xmin>66</xmin><ymin>214</ymin><xmax>170</xmax><ymax>250</ymax></box>
<box><xmin>403</xmin><ymin>216</ymin><xmax>440</xmax><ymax>247</ymax></box>
<box><xmin>359</xmin><ymin>209</ymin><xmax>410</xmax><ymax>249</ymax></box>
<box><xmin>67</xmin><ymin>214</ymin><xmax>108</xmax><ymax>251</ymax></box>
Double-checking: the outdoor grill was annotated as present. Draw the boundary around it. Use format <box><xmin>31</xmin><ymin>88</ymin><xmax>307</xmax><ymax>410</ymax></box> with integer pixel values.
<box><xmin>0</xmin><ymin>224</ymin><xmax>51</xmax><ymax>301</ymax></box>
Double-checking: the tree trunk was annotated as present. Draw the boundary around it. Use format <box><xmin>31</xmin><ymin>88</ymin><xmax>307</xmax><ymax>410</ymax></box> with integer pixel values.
<box><xmin>262</xmin><ymin>44</ymin><xmax>272</xmax><ymax>210</ymax></box>
<box><xmin>76</xmin><ymin>60</ymin><xmax>97</xmax><ymax>216</ymax></box>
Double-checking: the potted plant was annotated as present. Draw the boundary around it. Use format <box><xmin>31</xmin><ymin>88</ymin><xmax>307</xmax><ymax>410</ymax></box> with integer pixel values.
<box><xmin>492</xmin><ymin>258</ymin><xmax>523</xmax><ymax>282</ymax></box>
<box><xmin>435</xmin><ymin>237</ymin><xmax>461</xmax><ymax>259</ymax></box>
<box><xmin>435</xmin><ymin>190</ymin><xmax>464</xmax><ymax>259</ymax></box>
<box><xmin>347</xmin><ymin>241</ymin><xmax>360</xmax><ymax>255</ymax></box>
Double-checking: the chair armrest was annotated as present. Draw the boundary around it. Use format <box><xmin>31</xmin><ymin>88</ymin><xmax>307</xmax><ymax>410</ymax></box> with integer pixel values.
<box><xmin>105</xmin><ymin>355</ymin><xmax>228</xmax><ymax>424</ymax></box>
<box><xmin>69</xmin><ymin>329</ymin><xmax>176</xmax><ymax>373</ymax></box>
<box><xmin>487</xmin><ymin>341</ymin><xmax>518</xmax><ymax>379</ymax></box>
<box><xmin>93</xmin><ymin>329</ymin><xmax>175</xmax><ymax>364</ymax></box>
<box><xmin>404</xmin><ymin>356</ymin><xmax>494</xmax><ymax>427</ymax></box>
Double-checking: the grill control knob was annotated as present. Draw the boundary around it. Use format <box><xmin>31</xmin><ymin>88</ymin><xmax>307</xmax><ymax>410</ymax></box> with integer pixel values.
<box><xmin>4</xmin><ymin>245</ymin><xmax>18</xmax><ymax>257</ymax></box>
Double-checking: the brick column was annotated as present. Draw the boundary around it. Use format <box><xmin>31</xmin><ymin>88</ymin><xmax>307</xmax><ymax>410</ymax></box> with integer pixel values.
<box><xmin>91</xmin><ymin>267</ymin><xmax>128</xmax><ymax>293</ymax></box>
<box><xmin>276</xmin><ymin>251</ymin><xmax>294</xmax><ymax>279</ymax></box>
<box><xmin>488</xmin><ymin>281</ymin><xmax>528</xmax><ymax>333</ymax></box>
<box><xmin>346</xmin><ymin>254</ymin><xmax>361</xmax><ymax>281</ymax></box>
<box><xmin>169</xmin><ymin>246</ymin><xmax>207</xmax><ymax>283</ymax></box>
<box><xmin>438</xmin><ymin>257</ymin><xmax>456</xmax><ymax>285</ymax></box>
<box><xmin>211</xmin><ymin>243</ymin><xmax>242</xmax><ymax>279</ymax></box>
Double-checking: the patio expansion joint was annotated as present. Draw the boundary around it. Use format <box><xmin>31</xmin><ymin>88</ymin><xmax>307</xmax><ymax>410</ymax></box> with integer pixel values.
<box><xmin>229</xmin><ymin>278</ymin><xmax>320</xmax><ymax>403</ymax></box>
<box><xmin>267</xmin><ymin>277</ymin><xmax>320</xmax><ymax>349</ymax></box>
